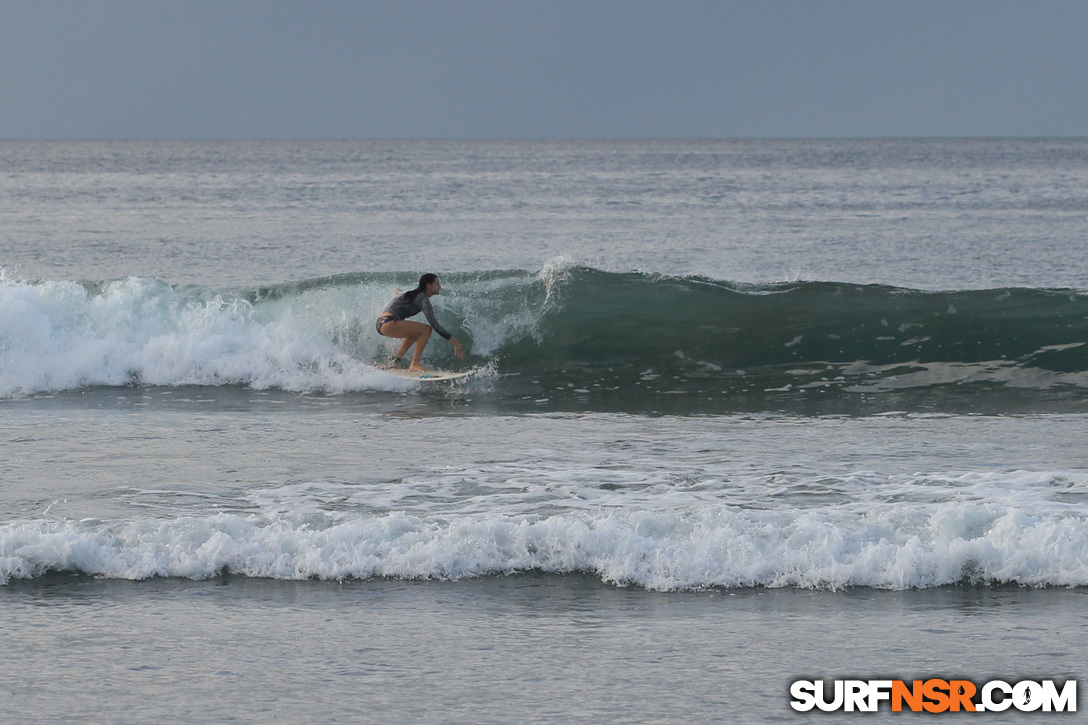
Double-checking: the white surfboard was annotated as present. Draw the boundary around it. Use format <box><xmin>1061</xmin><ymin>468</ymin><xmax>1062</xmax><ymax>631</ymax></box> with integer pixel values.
<box><xmin>383</xmin><ymin>367</ymin><xmax>480</xmax><ymax>382</ymax></box>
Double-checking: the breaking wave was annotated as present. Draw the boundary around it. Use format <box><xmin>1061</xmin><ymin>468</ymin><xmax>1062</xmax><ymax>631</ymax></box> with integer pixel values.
<box><xmin>3</xmin><ymin>263</ymin><xmax>1086</xmax><ymax>410</ymax></box>
<box><xmin>4</xmin><ymin>500</ymin><xmax>1087</xmax><ymax>591</ymax></box>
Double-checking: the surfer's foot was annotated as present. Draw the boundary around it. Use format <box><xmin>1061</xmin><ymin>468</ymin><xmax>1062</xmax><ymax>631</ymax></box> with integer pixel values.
<box><xmin>381</xmin><ymin>356</ymin><xmax>402</xmax><ymax>370</ymax></box>
<box><xmin>408</xmin><ymin>363</ymin><xmax>430</xmax><ymax>372</ymax></box>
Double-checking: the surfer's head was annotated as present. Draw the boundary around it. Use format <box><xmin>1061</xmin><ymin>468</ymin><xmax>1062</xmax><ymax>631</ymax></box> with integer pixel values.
<box><xmin>403</xmin><ymin>273</ymin><xmax>441</xmax><ymax>300</ymax></box>
<box><xmin>418</xmin><ymin>273</ymin><xmax>441</xmax><ymax>296</ymax></box>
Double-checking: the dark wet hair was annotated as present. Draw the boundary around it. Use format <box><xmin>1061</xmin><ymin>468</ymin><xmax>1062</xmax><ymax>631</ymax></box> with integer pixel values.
<box><xmin>400</xmin><ymin>273</ymin><xmax>439</xmax><ymax>302</ymax></box>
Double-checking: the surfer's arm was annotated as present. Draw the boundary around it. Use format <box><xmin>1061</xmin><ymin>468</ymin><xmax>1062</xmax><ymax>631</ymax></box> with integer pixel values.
<box><xmin>420</xmin><ymin>296</ymin><xmax>453</xmax><ymax>340</ymax></box>
<box><xmin>420</xmin><ymin>296</ymin><xmax>464</xmax><ymax>358</ymax></box>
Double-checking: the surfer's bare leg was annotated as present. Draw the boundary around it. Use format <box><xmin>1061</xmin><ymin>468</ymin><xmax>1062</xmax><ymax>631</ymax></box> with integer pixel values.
<box><xmin>406</xmin><ymin>327</ymin><xmax>432</xmax><ymax>371</ymax></box>
<box><xmin>380</xmin><ymin>320</ymin><xmax>433</xmax><ymax>371</ymax></box>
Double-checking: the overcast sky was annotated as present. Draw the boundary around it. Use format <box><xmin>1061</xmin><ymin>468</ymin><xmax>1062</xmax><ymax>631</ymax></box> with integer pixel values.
<box><xmin>1</xmin><ymin>0</ymin><xmax>1086</xmax><ymax>139</ymax></box>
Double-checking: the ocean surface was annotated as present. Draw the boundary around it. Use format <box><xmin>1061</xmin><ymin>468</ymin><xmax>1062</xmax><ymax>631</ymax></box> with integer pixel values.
<box><xmin>2</xmin><ymin>138</ymin><xmax>1087</xmax><ymax>722</ymax></box>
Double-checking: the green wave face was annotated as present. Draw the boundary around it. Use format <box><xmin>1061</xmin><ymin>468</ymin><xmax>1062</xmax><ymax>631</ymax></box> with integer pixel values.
<box><xmin>435</xmin><ymin>268</ymin><xmax>1088</xmax><ymax>412</ymax></box>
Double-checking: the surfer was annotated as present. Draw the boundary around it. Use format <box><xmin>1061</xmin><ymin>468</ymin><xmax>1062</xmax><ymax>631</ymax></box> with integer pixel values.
<box><xmin>376</xmin><ymin>273</ymin><xmax>464</xmax><ymax>371</ymax></box>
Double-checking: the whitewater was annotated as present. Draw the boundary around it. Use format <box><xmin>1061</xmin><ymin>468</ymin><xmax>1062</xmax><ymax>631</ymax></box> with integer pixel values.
<box><xmin>2</xmin><ymin>138</ymin><xmax>1086</xmax><ymax>723</ymax></box>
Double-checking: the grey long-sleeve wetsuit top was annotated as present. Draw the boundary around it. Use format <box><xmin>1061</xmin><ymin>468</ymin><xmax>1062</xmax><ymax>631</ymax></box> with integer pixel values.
<box><xmin>382</xmin><ymin>291</ymin><xmax>453</xmax><ymax>340</ymax></box>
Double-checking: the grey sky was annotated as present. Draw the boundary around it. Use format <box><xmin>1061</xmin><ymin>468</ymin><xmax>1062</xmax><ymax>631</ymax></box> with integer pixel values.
<box><xmin>2</xmin><ymin>0</ymin><xmax>1086</xmax><ymax>139</ymax></box>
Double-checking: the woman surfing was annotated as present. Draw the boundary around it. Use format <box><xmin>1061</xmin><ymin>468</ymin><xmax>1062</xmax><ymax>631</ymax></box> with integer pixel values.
<box><xmin>376</xmin><ymin>273</ymin><xmax>464</xmax><ymax>371</ymax></box>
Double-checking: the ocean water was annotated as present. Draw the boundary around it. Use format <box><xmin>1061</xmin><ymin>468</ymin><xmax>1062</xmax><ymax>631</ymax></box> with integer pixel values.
<box><xmin>2</xmin><ymin>138</ymin><xmax>1087</xmax><ymax>722</ymax></box>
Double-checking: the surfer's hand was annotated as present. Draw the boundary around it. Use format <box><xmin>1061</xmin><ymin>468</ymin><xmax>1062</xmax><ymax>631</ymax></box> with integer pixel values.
<box><xmin>451</xmin><ymin>338</ymin><xmax>465</xmax><ymax>359</ymax></box>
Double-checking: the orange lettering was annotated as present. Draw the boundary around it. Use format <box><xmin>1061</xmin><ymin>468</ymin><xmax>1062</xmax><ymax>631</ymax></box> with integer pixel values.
<box><xmin>892</xmin><ymin>680</ymin><xmax>924</xmax><ymax>712</ymax></box>
<box><xmin>948</xmin><ymin>680</ymin><xmax>977</xmax><ymax>712</ymax></box>
<box><xmin>922</xmin><ymin>679</ymin><xmax>950</xmax><ymax>713</ymax></box>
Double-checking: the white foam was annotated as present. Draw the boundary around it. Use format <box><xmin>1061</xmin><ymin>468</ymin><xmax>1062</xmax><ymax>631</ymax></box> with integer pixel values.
<box><xmin>0</xmin><ymin>269</ymin><xmax>562</xmax><ymax>397</ymax></box>
<box><xmin>0</xmin><ymin>276</ymin><xmax>414</xmax><ymax>397</ymax></box>
<box><xmin>4</xmin><ymin>501</ymin><xmax>1087</xmax><ymax>591</ymax></box>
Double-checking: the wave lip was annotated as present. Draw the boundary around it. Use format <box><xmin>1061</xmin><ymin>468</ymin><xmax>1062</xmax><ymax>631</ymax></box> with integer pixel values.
<box><xmin>4</xmin><ymin>504</ymin><xmax>1087</xmax><ymax>591</ymax></box>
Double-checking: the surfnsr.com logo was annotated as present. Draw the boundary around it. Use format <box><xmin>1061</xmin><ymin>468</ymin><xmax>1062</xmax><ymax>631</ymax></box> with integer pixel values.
<box><xmin>790</xmin><ymin>679</ymin><xmax>1077</xmax><ymax>713</ymax></box>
